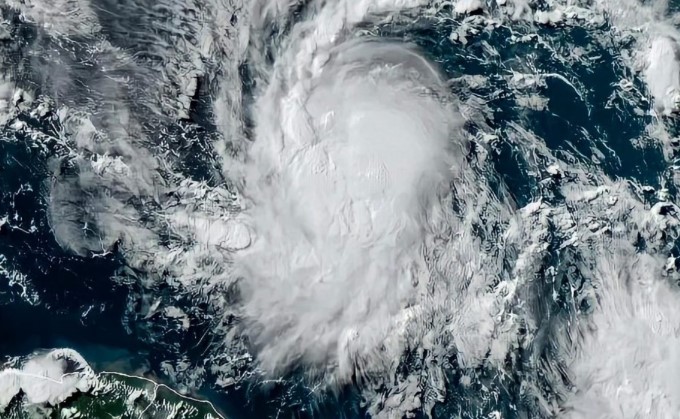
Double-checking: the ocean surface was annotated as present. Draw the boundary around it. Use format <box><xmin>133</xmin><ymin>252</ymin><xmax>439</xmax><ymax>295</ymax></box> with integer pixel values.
<box><xmin>2</xmin><ymin>0</ymin><xmax>680</xmax><ymax>418</ymax></box>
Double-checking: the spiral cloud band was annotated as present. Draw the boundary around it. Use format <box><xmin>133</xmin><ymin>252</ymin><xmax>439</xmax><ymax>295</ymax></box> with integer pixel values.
<box><xmin>236</xmin><ymin>29</ymin><xmax>460</xmax><ymax>378</ymax></box>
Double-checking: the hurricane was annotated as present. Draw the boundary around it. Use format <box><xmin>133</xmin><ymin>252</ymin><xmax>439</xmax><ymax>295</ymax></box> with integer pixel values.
<box><xmin>2</xmin><ymin>0</ymin><xmax>680</xmax><ymax>418</ymax></box>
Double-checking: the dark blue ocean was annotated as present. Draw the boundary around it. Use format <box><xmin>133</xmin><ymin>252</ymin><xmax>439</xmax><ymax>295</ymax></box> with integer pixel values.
<box><xmin>1</xmin><ymin>2</ymin><xmax>679</xmax><ymax>418</ymax></box>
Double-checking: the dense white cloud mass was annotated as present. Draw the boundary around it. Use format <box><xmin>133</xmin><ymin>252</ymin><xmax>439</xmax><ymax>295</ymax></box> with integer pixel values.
<box><xmin>235</xmin><ymin>38</ymin><xmax>459</xmax><ymax>379</ymax></box>
<box><xmin>224</xmin><ymin>1</ymin><xmax>523</xmax><ymax>397</ymax></box>
<box><xmin>0</xmin><ymin>349</ymin><xmax>95</xmax><ymax>411</ymax></box>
